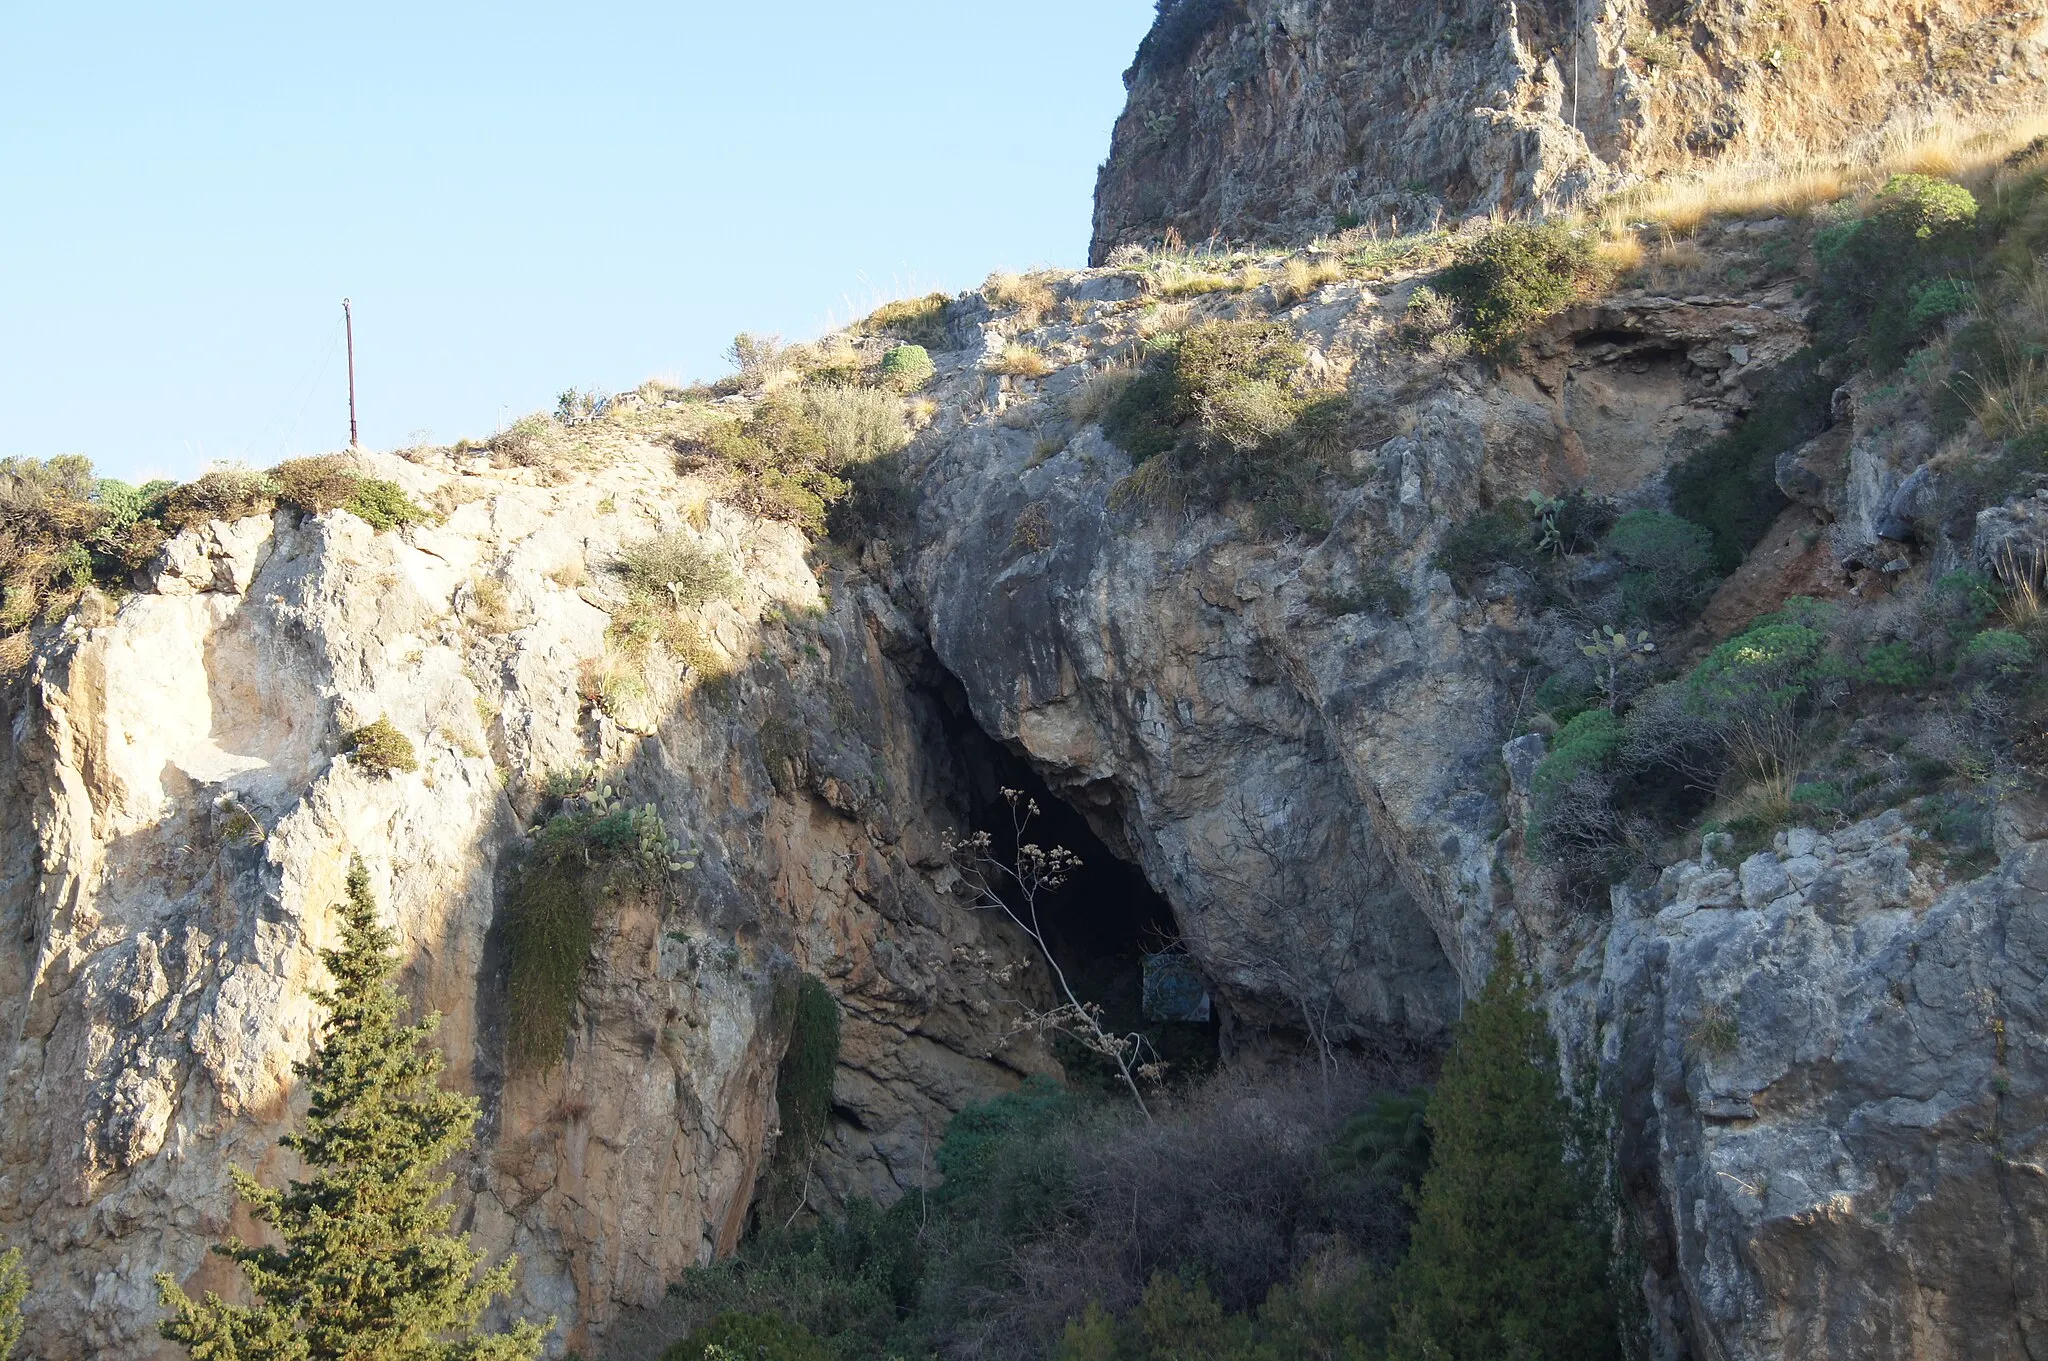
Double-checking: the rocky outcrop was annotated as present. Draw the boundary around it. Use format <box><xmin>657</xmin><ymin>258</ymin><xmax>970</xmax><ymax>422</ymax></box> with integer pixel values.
<box><xmin>1091</xmin><ymin>0</ymin><xmax>2048</xmax><ymax>260</ymax></box>
<box><xmin>6</xmin><ymin>218</ymin><xmax>2045</xmax><ymax>1361</ymax></box>
<box><xmin>1599</xmin><ymin>817</ymin><xmax>2048</xmax><ymax>1359</ymax></box>
<box><xmin>0</xmin><ymin>448</ymin><xmax>1047</xmax><ymax>1358</ymax></box>
<box><xmin>892</xmin><ymin>239</ymin><xmax>2046</xmax><ymax>1359</ymax></box>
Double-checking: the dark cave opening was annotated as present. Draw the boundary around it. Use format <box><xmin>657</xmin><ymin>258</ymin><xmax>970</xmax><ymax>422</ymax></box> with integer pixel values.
<box><xmin>925</xmin><ymin>677</ymin><xmax>1222</xmax><ymax>1085</ymax></box>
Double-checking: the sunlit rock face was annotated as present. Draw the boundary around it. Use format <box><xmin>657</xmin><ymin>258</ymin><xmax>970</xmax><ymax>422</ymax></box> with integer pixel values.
<box><xmin>0</xmin><ymin>447</ymin><xmax>1046</xmax><ymax>1359</ymax></box>
<box><xmin>1091</xmin><ymin>0</ymin><xmax>2048</xmax><ymax>261</ymax></box>
<box><xmin>6</xmin><ymin>212</ymin><xmax>2047</xmax><ymax>1361</ymax></box>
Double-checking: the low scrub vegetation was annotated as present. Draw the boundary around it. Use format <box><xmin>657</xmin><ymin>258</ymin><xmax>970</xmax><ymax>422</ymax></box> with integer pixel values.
<box><xmin>1096</xmin><ymin>318</ymin><xmax>1348</xmax><ymax>534</ymax></box>
<box><xmin>860</xmin><ymin>293</ymin><xmax>954</xmax><ymax>350</ymax></box>
<box><xmin>501</xmin><ymin>775</ymin><xmax>695</xmax><ymax>1072</ymax></box>
<box><xmin>0</xmin><ymin>452</ymin><xmax>428</xmax><ymax>680</ymax></box>
<box><xmin>879</xmin><ymin>344</ymin><xmax>936</xmax><ymax>392</ymax></box>
<box><xmin>343</xmin><ymin>717</ymin><xmax>419</xmax><ymax>777</ymax></box>
<box><xmin>680</xmin><ymin>384</ymin><xmax>912</xmax><ymax>541</ymax></box>
<box><xmin>986</xmin><ymin>344</ymin><xmax>1056</xmax><ymax>379</ymax></box>
<box><xmin>1528</xmin><ymin>569</ymin><xmax>2048</xmax><ymax>893</ymax></box>
<box><xmin>1667</xmin><ymin>353</ymin><xmax>1828</xmax><ymax>571</ymax></box>
<box><xmin>985</xmin><ymin>272</ymin><xmax>1060</xmax><ymax>323</ymax></box>
<box><xmin>1431</xmin><ymin>221</ymin><xmax>1602</xmax><ymax>354</ymax></box>
<box><xmin>654</xmin><ymin>933</ymin><xmax>1619</xmax><ymax>1361</ymax></box>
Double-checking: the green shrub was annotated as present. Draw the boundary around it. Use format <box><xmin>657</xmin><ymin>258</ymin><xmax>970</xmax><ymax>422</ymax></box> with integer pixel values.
<box><xmin>343</xmin><ymin>718</ymin><xmax>418</xmax><ymax>777</ymax></box>
<box><xmin>1332</xmin><ymin>1089</ymin><xmax>1433</xmax><ymax>1189</ymax></box>
<box><xmin>273</xmin><ymin>455</ymin><xmax>362</xmax><ymax>515</ymax></box>
<box><xmin>1682</xmin><ymin>602</ymin><xmax>1837</xmax><ymax>774</ymax></box>
<box><xmin>775</xmin><ymin>975</ymin><xmax>841</xmax><ymax>1163</ymax></box>
<box><xmin>878</xmin><ymin>344</ymin><xmax>935</xmax><ymax>392</ymax></box>
<box><xmin>1860</xmin><ymin>640</ymin><xmax>1931</xmax><ymax>688</ymax></box>
<box><xmin>827</xmin><ymin>450</ymin><xmax>920</xmax><ymax>546</ymax></box>
<box><xmin>619</xmin><ymin>534</ymin><xmax>742</xmax><ymax>610</ymax></box>
<box><xmin>164</xmin><ymin>466</ymin><xmax>279</xmax><ymax>531</ymax></box>
<box><xmin>1790</xmin><ymin>781</ymin><xmax>1843</xmax><ymax>812</ymax></box>
<box><xmin>1101</xmin><ymin>357</ymin><xmax>1188</xmax><ymax>460</ymax></box>
<box><xmin>663</xmin><ymin>1312</ymin><xmax>831</xmax><ymax>1361</ymax></box>
<box><xmin>1432</xmin><ymin>504</ymin><xmax>1539</xmax><ymax>593</ymax></box>
<box><xmin>346</xmin><ymin>477</ymin><xmax>429</xmax><ymax>531</ymax></box>
<box><xmin>1432</xmin><ymin>222</ymin><xmax>1597</xmax><ymax>353</ymax></box>
<box><xmin>502</xmin><ymin>782</ymin><xmax>694</xmax><ymax>1071</ymax></box>
<box><xmin>860</xmin><ymin>293</ymin><xmax>953</xmax><ymax>349</ymax></box>
<box><xmin>1816</xmin><ymin>175</ymin><xmax>1979</xmax><ymax>369</ymax></box>
<box><xmin>1532</xmin><ymin>671</ymin><xmax>1601</xmax><ymax>725</ymax></box>
<box><xmin>1099</xmin><ymin>320</ymin><xmax>1337</xmax><ymax>531</ymax></box>
<box><xmin>1668</xmin><ymin>351</ymin><xmax>1830</xmax><ymax>571</ymax></box>
<box><xmin>1389</xmin><ymin>935</ymin><xmax>1618</xmax><ymax>1361</ymax></box>
<box><xmin>689</xmin><ymin>399</ymin><xmax>851</xmax><ymax>539</ymax></box>
<box><xmin>1132</xmin><ymin>0</ymin><xmax>1242</xmax><ymax>76</ymax></box>
<box><xmin>0</xmin><ymin>1246</ymin><xmax>25</xmax><ymax>1361</ymax></box>
<box><xmin>1314</xmin><ymin>566</ymin><xmax>1412</xmax><ymax>618</ymax></box>
<box><xmin>933</xmin><ymin>1076</ymin><xmax>1079</xmax><ymax>1206</ymax></box>
<box><xmin>662</xmin><ymin>1200</ymin><xmax>924</xmax><ymax>1359</ymax></box>
<box><xmin>1605</xmin><ymin>510</ymin><xmax>1718</xmax><ymax>623</ymax></box>
<box><xmin>1101</xmin><ymin>321</ymin><xmax>1306</xmax><ymax>463</ymax></box>
<box><xmin>1531</xmin><ymin>710</ymin><xmax>1622</xmax><ymax>807</ymax></box>
<box><xmin>1960</xmin><ymin>628</ymin><xmax>2036</xmax><ymax>679</ymax></box>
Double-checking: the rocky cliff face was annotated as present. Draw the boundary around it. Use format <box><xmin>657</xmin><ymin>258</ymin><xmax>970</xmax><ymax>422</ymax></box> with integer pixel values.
<box><xmin>0</xmin><ymin>443</ymin><xmax>1051</xmax><ymax>1358</ymax></box>
<box><xmin>1090</xmin><ymin>0</ymin><xmax>2048</xmax><ymax>261</ymax></box>
<box><xmin>6</xmin><ymin>191</ymin><xmax>2047</xmax><ymax>1361</ymax></box>
<box><xmin>884</xmin><ymin>231</ymin><xmax>2044</xmax><ymax>1359</ymax></box>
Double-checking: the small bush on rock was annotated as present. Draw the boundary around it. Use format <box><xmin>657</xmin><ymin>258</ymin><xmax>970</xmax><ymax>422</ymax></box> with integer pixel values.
<box><xmin>0</xmin><ymin>1247</ymin><xmax>26</xmax><ymax>1361</ymax></box>
<box><xmin>1433</xmin><ymin>222</ymin><xmax>1598</xmax><ymax>353</ymax></box>
<box><xmin>1605</xmin><ymin>510</ymin><xmax>1718</xmax><ymax>623</ymax></box>
<box><xmin>878</xmin><ymin>344</ymin><xmax>935</xmax><ymax>392</ymax></box>
<box><xmin>1099</xmin><ymin>319</ymin><xmax>1338</xmax><ymax>532</ymax></box>
<box><xmin>1432</xmin><ymin>504</ymin><xmax>1541</xmax><ymax>593</ymax></box>
<box><xmin>502</xmin><ymin>777</ymin><xmax>695</xmax><ymax>1072</ymax></box>
<box><xmin>1817</xmin><ymin>175</ymin><xmax>1979</xmax><ymax>369</ymax></box>
<box><xmin>343</xmin><ymin>718</ymin><xmax>418</xmax><ymax>777</ymax></box>
<box><xmin>164</xmin><ymin>466</ymin><xmax>279</xmax><ymax>531</ymax></box>
<box><xmin>1668</xmin><ymin>351</ymin><xmax>1830</xmax><ymax>571</ymax></box>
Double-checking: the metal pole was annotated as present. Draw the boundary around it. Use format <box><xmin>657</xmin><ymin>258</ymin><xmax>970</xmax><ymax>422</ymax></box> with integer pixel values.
<box><xmin>343</xmin><ymin>298</ymin><xmax>359</xmax><ymax>450</ymax></box>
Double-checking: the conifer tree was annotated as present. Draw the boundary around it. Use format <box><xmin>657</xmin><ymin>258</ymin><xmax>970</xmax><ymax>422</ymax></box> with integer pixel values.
<box><xmin>1389</xmin><ymin>934</ymin><xmax>1617</xmax><ymax>1361</ymax></box>
<box><xmin>158</xmin><ymin>858</ymin><xmax>549</xmax><ymax>1361</ymax></box>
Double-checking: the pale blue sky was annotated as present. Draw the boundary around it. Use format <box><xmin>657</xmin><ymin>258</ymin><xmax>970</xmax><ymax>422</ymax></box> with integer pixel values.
<box><xmin>1</xmin><ymin>2</ymin><xmax>1155</xmax><ymax>483</ymax></box>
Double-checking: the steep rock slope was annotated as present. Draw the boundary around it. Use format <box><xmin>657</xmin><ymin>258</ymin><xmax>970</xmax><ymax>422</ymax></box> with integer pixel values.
<box><xmin>888</xmin><ymin>233</ymin><xmax>2045</xmax><ymax>1360</ymax></box>
<box><xmin>0</xmin><ymin>443</ymin><xmax>1049</xmax><ymax>1358</ymax></box>
<box><xmin>1091</xmin><ymin>0</ymin><xmax>2048</xmax><ymax>260</ymax></box>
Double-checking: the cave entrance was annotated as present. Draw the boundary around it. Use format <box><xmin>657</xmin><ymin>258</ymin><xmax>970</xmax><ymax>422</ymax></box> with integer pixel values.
<box><xmin>947</xmin><ymin>715</ymin><xmax>1222</xmax><ymax>1086</ymax></box>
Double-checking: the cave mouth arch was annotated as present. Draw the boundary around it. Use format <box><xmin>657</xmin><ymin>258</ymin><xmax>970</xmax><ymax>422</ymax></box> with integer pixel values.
<box><xmin>930</xmin><ymin>682</ymin><xmax>1220</xmax><ymax>1082</ymax></box>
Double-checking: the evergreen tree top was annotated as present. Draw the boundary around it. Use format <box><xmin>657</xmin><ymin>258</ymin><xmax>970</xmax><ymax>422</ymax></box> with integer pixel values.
<box><xmin>158</xmin><ymin>857</ymin><xmax>550</xmax><ymax>1361</ymax></box>
<box><xmin>1389</xmin><ymin>934</ymin><xmax>1618</xmax><ymax>1361</ymax></box>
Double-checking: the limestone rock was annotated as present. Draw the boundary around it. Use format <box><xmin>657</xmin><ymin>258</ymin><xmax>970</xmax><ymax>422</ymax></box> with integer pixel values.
<box><xmin>1092</xmin><ymin>0</ymin><xmax>2048</xmax><ymax>259</ymax></box>
<box><xmin>0</xmin><ymin>451</ymin><xmax>1045</xmax><ymax>1359</ymax></box>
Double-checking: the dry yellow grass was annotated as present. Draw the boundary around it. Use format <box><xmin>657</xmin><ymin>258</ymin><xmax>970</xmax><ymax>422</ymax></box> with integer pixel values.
<box><xmin>1606</xmin><ymin>109</ymin><xmax>2048</xmax><ymax>236</ymax></box>
<box><xmin>1135</xmin><ymin>302</ymin><xmax>1196</xmax><ymax>340</ymax></box>
<box><xmin>1068</xmin><ymin>362</ymin><xmax>1139</xmax><ymax>425</ymax></box>
<box><xmin>1152</xmin><ymin>263</ymin><xmax>1238</xmax><ymax>299</ymax></box>
<box><xmin>1592</xmin><ymin>233</ymin><xmax>1646</xmax><ymax>274</ymax></box>
<box><xmin>985</xmin><ymin>271</ymin><xmax>1059</xmax><ymax>321</ymax></box>
<box><xmin>1275</xmin><ymin>255</ymin><xmax>1348</xmax><ymax>304</ymax></box>
<box><xmin>985</xmin><ymin>344</ymin><xmax>1055</xmax><ymax>379</ymax></box>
